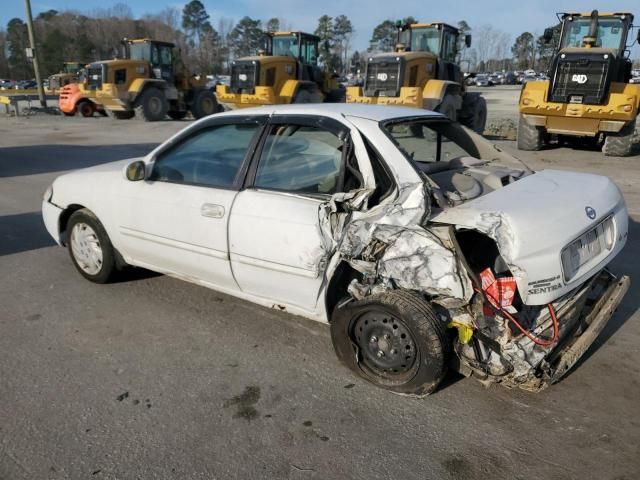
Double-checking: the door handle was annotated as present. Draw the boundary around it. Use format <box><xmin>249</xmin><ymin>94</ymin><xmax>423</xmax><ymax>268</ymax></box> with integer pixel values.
<box><xmin>201</xmin><ymin>203</ymin><xmax>225</xmax><ymax>218</ymax></box>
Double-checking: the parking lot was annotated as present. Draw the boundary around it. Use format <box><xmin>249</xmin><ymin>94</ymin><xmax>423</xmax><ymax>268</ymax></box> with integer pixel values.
<box><xmin>1</xmin><ymin>90</ymin><xmax>640</xmax><ymax>479</ymax></box>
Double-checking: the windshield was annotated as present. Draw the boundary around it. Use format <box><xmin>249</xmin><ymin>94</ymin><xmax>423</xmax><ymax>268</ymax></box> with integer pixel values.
<box><xmin>64</xmin><ymin>63</ymin><xmax>81</xmax><ymax>73</ymax></box>
<box><xmin>561</xmin><ymin>17</ymin><xmax>626</xmax><ymax>50</ymax></box>
<box><xmin>129</xmin><ymin>43</ymin><xmax>151</xmax><ymax>61</ymax></box>
<box><xmin>410</xmin><ymin>27</ymin><xmax>440</xmax><ymax>54</ymax></box>
<box><xmin>272</xmin><ymin>35</ymin><xmax>298</xmax><ymax>57</ymax></box>
<box><xmin>381</xmin><ymin>118</ymin><xmax>532</xmax><ymax>173</ymax></box>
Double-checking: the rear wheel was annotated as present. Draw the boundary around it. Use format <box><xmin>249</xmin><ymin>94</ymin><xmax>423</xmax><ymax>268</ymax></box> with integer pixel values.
<box><xmin>330</xmin><ymin>290</ymin><xmax>449</xmax><ymax>396</ymax></box>
<box><xmin>134</xmin><ymin>87</ymin><xmax>168</xmax><ymax>121</ymax></box>
<box><xmin>602</xmin><ymin>121</ymin><xmax>636</xmax><ymax>157</ymax></box>
<box><xmin>66</xmin><ymin>209</ymin><xmax>116</xmax><ymax>284</ymax></box>
<box><xmin>77</xmin><ymin>100</ymin><xmax>95</xmax><ymax>118</ymax></box>
<box><xmin>189</xmin><ymin>89</ymin><xmax>219</xmax><ymax>119</ymax></box>
<box><xmin>517</xmin><ymin>114</ymin><xmax>544</xmax><ymax>151</ymax></box>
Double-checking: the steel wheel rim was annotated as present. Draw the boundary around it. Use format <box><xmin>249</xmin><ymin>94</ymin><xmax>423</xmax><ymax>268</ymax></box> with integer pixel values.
<box><xmin>148</xmin><ymin>96</ymin><xmax>162</xmax><ymax>115</ymax></box>
<box><xmin>351</xmin><ymin>308</ymin><xmax>419</xmax><ymax>382</ymax></box>
<box><xmin>201</xmin><ymin>97</ymin><xmax>214</xmax><ymax>114</ymax></box>
<box><xmin>70</xmin><ymin>222</ymin><xmax>103</xmax><ymax>275</ymax></box>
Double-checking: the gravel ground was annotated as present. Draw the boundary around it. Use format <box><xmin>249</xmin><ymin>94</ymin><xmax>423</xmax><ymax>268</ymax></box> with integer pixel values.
<box><xmin>1</xmin><ymin>100</ymin><xmax>640</xmax><ymax>479</ymax></box>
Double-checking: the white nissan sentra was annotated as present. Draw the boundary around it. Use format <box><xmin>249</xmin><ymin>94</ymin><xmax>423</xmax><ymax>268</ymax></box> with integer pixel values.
<box><xmin>42</xmin><ymin>104</ymin><xmax>630</xmax><ymax>395</ymax></box>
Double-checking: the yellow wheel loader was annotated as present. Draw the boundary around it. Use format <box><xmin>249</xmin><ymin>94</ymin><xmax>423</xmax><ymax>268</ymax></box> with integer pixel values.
<box><xmin>48</xmin><ymin>62</ymin><xmax>83</xmax><ymax>92</ymax></box>
<box><xmin>216</xmin><ymin>31</ymin><xmax>344</xmax><ymax>109</ymax></box>
<box><xmin>88</xmin><ymin>38</ymin><xmax>220</xmax><ymax>121</ymax></box>
<box><xmin>346</xmin><ymin>22</ymin><xmax>487</xmax><ymax>133</ymax></box>
<box><xmin>518</xmin><ymin>11</ymin><xmax>640</xmax><ymax>156</ymax></box>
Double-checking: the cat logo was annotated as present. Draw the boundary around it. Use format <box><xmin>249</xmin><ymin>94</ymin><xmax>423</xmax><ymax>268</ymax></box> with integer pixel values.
<box><xmin>377</xmin><ymin>73</ymin><xmax>388</xmax><ymax>81</ymax></box>
<box><xmin>571</xmin><ymin>74</ymin><xmax>588</xmax><ymax>84</ymax></box>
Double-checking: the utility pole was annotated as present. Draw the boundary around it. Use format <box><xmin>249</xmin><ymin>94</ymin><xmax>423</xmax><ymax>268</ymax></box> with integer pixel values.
<box><xmin>24</xmin><ymin>0</ymin><xmax>47</xmax><ymax>107</ymax></box>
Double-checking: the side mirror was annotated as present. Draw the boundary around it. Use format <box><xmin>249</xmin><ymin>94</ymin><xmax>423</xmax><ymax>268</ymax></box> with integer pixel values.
<box><xmin>125</xmin><ymin>160</ymin><xmax>146</xmax><ymax>181</ymax></box>
<box><xmin>543</xmin><ymin>28</ymin><xmax>554</xmax><ymax>43</ymax></box>
<box><xmin>465</xmin><ymin>34</ymin><xmax>472</xmax><ymax>48</ymax></box>
<box><xmin>637</xmin><ymin>29</ymin><xmax>640</xmax><ymax>43</ymax></box>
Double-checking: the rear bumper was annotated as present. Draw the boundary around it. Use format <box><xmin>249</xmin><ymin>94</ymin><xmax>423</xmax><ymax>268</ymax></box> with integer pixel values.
<box><xmin>546</xmin><ymin>272</ymin><xmax>630</xmax><ymax>384</ymax></box>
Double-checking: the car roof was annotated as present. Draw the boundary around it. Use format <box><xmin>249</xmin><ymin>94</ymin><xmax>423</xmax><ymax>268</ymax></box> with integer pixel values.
<box><xmin>214</xmin><ymin>103</ymin><xmax>444</xmax><ymax>123</ymax></box>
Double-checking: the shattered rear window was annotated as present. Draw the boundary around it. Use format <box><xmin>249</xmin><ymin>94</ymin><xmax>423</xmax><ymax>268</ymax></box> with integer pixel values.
<box><xmin>382</xmin><ymin>119</ymin><xmax>481</xmax><ymax>165</ymax></box>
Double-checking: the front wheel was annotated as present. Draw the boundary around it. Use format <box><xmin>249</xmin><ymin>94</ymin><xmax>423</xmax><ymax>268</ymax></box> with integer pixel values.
<box><xmin>435</xmin><ymin>94</ymin><xmax>458</xmax><ymax>122</ymax></box>
<box><xmin>602</xmin><ymin>121</ymin><xmax>636</xmax><ymax>157</ymax></box>
<box><xmin>330</xmin><ymin>290</ymin><xmax>449</xmax><ymax>396</ymax></box>
<box><xmin>517</xmin><ymin>114</ymin><xmax>543</xmax><ymax>151</ymax></box>
<box><xmin>66</xmin><ymin>209</ymin><xmax>116</xmax><ymax>283</ymax></box>
<box><xmin>134</xmin><ymin>87</ymin><xmax>168</xmax><ymax>121</ymax></box>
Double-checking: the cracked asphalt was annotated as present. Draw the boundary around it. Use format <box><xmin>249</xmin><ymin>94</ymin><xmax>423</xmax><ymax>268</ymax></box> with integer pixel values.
<box><xmin>1</xmin><ymin>99</ymin><xmax>639</xmax><ymax>479</ymax></box>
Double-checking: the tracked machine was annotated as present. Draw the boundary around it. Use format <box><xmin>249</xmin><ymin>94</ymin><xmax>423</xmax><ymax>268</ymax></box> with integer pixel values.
<box><xmin>346</xmin><ymin>22</ymin><xmax>487</xmax><ymax>133</ymax></box>
<box><xmin>216</xmin><ymin>31</ymin><xmax>344</xmax><ymax>108</ymax></box>
<box><xmin>518</xmin><ymin>11</ymin><xmax>640</xmax><ymax>156</ymax></box>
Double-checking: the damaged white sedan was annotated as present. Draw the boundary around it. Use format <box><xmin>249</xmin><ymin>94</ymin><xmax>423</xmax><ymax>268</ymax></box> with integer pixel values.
<box><xmin>42</xmin><ymin>104</ymin><xmax>630</xmax><ymax>395</ymax></box>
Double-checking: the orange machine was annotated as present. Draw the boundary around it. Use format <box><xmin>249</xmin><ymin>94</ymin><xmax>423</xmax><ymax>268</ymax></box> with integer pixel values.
<box><xmin>58</xmin><ymin>83</ymin><xmax>101</xmax><ymax>117</ymax></box>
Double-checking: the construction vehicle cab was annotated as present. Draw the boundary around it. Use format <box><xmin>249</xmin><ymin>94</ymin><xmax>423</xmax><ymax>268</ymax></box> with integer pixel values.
<box><xmin>518</xmin><ymin>11</ymin><xmax>640</xmax><ymax>156</ymax></box>
<box><xmin>92</xmin><ymin>38</ymin><xmax>219</xmax><ymax>121</ymax></box>
<box><xmin>48</xmin><ymin>62</ymin><xmax>83</xmax><ymax>91</ymax></box>
<box><xmin>346</xmin><ymin>22</ymin><xmax>487</xmax><ymax>133</ymax></box>
<box><xmin>216</xmin><ymin>31</ymin><xmax>344</xmax><ymax>108</ymax></box>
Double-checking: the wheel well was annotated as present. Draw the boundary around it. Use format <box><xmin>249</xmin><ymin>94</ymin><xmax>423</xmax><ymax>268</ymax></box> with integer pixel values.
<box><xmin>325</xmin><ymin>262</ymin><xmax>361</xmax><ymax>321</ymax></box>
<box><xmin>58</xmin><ymin>204</ymin><xmax>86</xmax><ymax>245</ymax></box>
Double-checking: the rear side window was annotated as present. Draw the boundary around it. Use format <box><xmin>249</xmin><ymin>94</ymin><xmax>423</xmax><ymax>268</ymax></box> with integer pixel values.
<box><xmin>150</xmin><ymin>123</ymin><xmax>260</xmax><ymax>188</ymax></box>
<box><xmin>254</xmin><ymin>124</ymin><xmax>344</xmax><ymax>194</ymax></box>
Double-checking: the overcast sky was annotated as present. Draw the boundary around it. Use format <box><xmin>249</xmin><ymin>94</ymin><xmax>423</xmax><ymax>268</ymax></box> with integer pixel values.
<box><xmin>3</xmin><ymin>0</ymin><xmax>639</xmax><ymax>56</ymax></box>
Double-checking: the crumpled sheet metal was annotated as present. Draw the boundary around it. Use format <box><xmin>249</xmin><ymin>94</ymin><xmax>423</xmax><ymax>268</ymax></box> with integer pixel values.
<box><xmin>319</xmin><ymin>180</ymin><xmax>473</xmax><ymax>304</ymax></box>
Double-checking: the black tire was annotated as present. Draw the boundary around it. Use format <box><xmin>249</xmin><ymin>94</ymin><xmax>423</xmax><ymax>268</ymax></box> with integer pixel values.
<box><xmin>330</xmin><ymin>290</ymin><xmax>449</xmax><ymax>396</ymax></box>
<box><xmin>602</xmin><ymin>121</ymin><xmax>636</xmax><ymax>157</ymax></box>
<box><xmin>324</xmin><ymin>87</ymin><xmax>346</xmax><ymax>103</ymax></box>
<box><xmin>189</xmin><ymin>89</ymin><xmax>219</xmax><ymax>119</ymax></box>
<box><xmin>517</xmin><ymin>114</ymin><xmax>543</xmax><ymax>151</ymax></box>
<box><xmin>66</xmin><ymin>209</ymin><xmax>116</xmax><ymax>284</ymax></box>
<box><xmin>293</xmin><ymin>86</ymin><xmax>323</xmax><ymax>104</ymax></box>
<box><xmin>134</xmin><ymin>87</ymin><xmax>168</xmax><ymax>121</ymax></box>
<box><xmin>77</xmin><ymin>100</ymin><xmax>95</xmax><ymax>118</ymax></box>
<box><xmin>460</xmin><ymin>95</ymin><xmax>487</xmax><ymax>134</ymax></box>
<box><xmin>167</xmin><ymin>110</ymin><xmax>188</xmax><ymax>120</ymax></box>
<box><xmin>105</xmin><ymin>109</ymin><xmax>135</xmax><ymax>120</ymax></box>
<box><xmin>435</xmin><ymin>94</ymin><xmax>458</xmax><ymax>122</ymax></box>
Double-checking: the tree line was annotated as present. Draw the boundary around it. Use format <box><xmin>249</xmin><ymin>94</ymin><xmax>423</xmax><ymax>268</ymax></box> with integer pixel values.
<box><xmin>1</xmin><ymin>2</ymin><xmax>638</xmax><ymax>81</ymax></box>
<box><xmin>0</xmin><ymin>1</ymin><xmax>355</xmax><ymax>80</ymax></box>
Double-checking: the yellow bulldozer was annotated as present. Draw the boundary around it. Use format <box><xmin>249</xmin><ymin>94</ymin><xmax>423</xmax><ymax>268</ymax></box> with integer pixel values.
<box><xmin>216</xmin><ymin>31</ymin><xmax>344</xmax><ymax>108</ymax></box>
<box><xmin>88</xmin><ymin>38</ymin><xmax>220</xmax><ymax>121</ymax></box>
<box><xmin>346</xmin><ymin>22</ymin><xmax>487</xmax><ymax>133</ymax></box>
<box><xmin>518</xmin><ymin>10</ymin><xmax>640</xmax><ymax>156</ymax></box>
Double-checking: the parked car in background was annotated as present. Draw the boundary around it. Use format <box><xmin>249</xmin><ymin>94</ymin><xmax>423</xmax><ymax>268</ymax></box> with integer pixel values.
<box><xmin>41</xmin><ymin>104</ymin><xmax>630</xmax><ymax>396</ymax></box>
<box><xmin>475</xmin><ymin>74</ymin><xmax>494</xmax><ymax>87</ymax></box>
<box><xmin>522</xmin><ymin>74</ymin><xmax>539</xmax><ymax>84</ymax></box>
<box><xmin>501</xmin><ymin>71</ymin><xmax>518</xmax><ymax>85</ymax></box>
<box><xmin>0</xmin><ymin>79</ymin><xmax>17</xmax><ymax>90</ymax></box>
<box><xmin>16</xmin><ymin>79</ymin><xmax>37</xmax><ymax>90</ymax></box>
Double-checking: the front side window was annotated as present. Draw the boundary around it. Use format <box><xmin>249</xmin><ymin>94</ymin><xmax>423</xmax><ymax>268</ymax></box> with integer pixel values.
<box><xmin>383</xmin><ymin>120</ymin><xmax>479</xmax><ymax>166</ymax></box>
<box><xmin>150</xmin><ymin>123</ymin><xmax>260</xmax><ymax>188</ymax></box>
<box><xmin>441</xmin><ymin>30</ymin><xmax>457</xmax><ymax>62</ymax></box>
<box><xmin>255</xmin><ymin>124</ymin><xmax>344</xmax><ymax>194</ymax></box>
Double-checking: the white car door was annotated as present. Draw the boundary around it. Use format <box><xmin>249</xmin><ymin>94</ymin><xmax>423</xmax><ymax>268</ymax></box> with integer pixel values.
<box><xmin>228</xmin><ymin>115</ymin><xmax>364</xmax><ymax>311</ymax></box>
<box><xmin>116</xmin><ymin>116</ymin><xmax>266</xmax><ymax>289</ymax></box>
